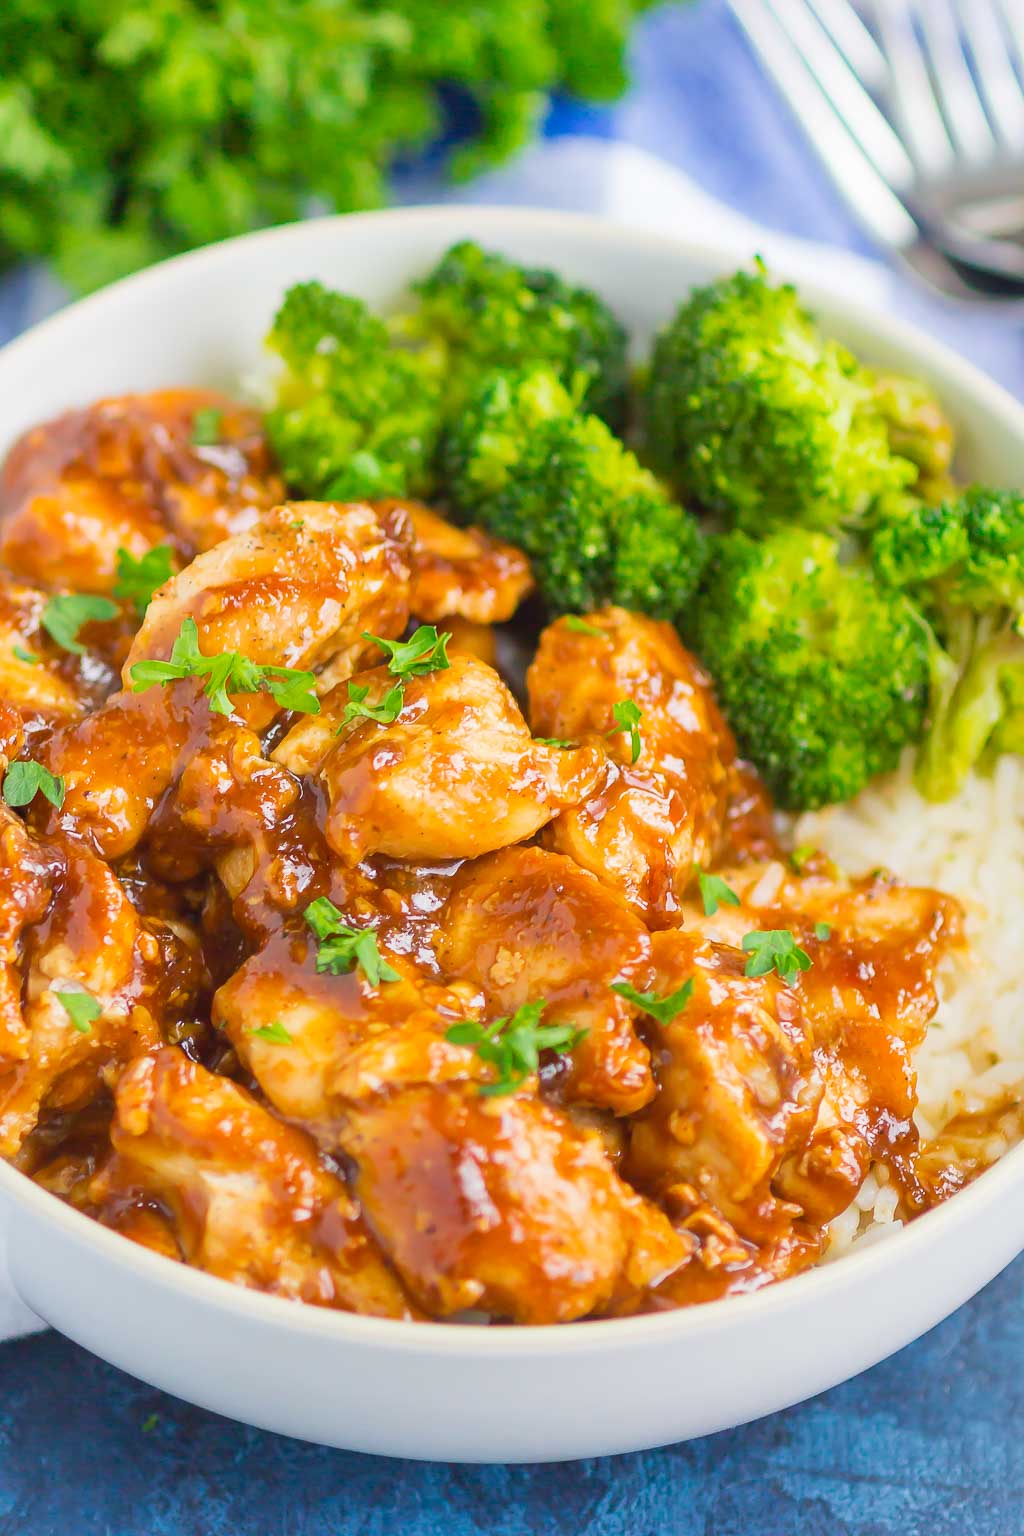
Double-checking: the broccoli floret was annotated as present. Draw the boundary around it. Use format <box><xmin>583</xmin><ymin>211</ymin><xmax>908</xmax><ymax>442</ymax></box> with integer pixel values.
<box><xmin>442</xmin><ymin>367</ymin><xmax>706</xmax><ymax>616</ymax></box>
<box><xmin>402</xmin><ymin>241</ymin><xmax>628</xmax><ymax>425</ymax></box>
<box><xmin>644</xmin><ymin>265</ymin><xmax>921</xmax><ymax>531</ymax></box>
<box><xmin>871</xmin><ymin>373</ymin><xmax>955</xmax><ymax>494</ymax></box>
<box><xmin>266</xmin><ymin>280</ymin><xmax>443</xmax><ymax>501</ymax></box>
<box><xmin>871</xmin><ymin>486</ymin><xmax>1024</xmax><ymax>800</ymax></box>
<box><xmin>685</xmin><ymin>528</ymin><xmax>929</xmax><ymax>810</ymax></box>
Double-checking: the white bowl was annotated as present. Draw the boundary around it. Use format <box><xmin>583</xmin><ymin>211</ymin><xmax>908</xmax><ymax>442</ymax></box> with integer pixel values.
<box><xmin>2</xmin><ymin>207</ymin><xmax>1024</xmax><ymax>1463</ymax></box>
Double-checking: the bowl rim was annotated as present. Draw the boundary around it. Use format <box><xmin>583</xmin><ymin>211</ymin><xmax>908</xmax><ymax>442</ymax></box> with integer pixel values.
<box><xmin>4</xmin><ymin>202</ymin><xmax>1024</xmax><ymax>1355</ymax></box>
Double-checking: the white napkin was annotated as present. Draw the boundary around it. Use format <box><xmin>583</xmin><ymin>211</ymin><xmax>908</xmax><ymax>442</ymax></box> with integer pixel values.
<box><xmin>0</xmin><ymin>135</ymin><xmax>957</xmax><ymax>1346</ymax></box>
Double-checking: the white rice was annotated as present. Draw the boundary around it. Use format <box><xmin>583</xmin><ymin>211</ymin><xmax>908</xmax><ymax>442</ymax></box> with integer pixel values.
<box><xmin>793</xmin><ymin>749</ymin><xmax>1024</xmax><ymax>1259</ymax></box>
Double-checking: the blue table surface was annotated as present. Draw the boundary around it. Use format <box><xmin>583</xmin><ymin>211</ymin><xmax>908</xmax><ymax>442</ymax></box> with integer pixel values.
<box><xmin>3</xmin><ymin>3</ymin><xmax>1024</xmax><ymax>1529</ymax></box>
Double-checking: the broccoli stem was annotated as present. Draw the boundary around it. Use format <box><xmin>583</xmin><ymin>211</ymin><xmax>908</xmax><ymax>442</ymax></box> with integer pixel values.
<box><xmin>915</xmin><ymin>612</ymin><xmax>1024</xmax><ymax>801</ymax></box>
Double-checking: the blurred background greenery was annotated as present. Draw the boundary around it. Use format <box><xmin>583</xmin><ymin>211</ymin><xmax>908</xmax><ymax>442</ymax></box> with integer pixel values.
<box><xmin>0</xmin><ymin>0</ymin><xmax>669</xmax><ymax>293</ymax></box>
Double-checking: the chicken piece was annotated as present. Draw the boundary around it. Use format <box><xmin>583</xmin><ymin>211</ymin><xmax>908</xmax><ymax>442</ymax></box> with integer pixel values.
<box><xmin>31</xmin><ymin>502</ymin><xmax>412</xmax><ymax>860</ymax></box>
<box><xmin>277</xmin><ymin>654</ymin><xmax>604</xmax><ymax>866</ymax></box>
<box><xmin>344</xmin><ymin>1086</ymin><xmax>686</xmax><ymax>1323</ymax></box>
<box><xmin>373</xmin><ymin>500</ymin><xmax>533</xmax><ymax>624</ymax></box>
<box><xmin>0</xmin><ymin>390</ymin><xmax>283</xmax><ymax>590</ymax></box>
<box><xmin>678</xmin><ymin>857</ymin><xmax>965</xmax><ymax>1219</ymax></box>
<box><xmin>626</xmin><ymin>930</ymin><xmax>821</xmax><ymax>1240</ymax></box>
<box><xmin>0</xmin><ymin>809</ymin><xmax>204</xmax><ymax>1156</ymax></box>
<box><xmin>0</xmin><ymin>572</ymin><xmax>94</xmax><ymax>731</ymax></box>
<box><xmin>527</xmin><ymin>608</ymin><xmax>737</xmax><ymax>927</ymax></box>
<box><xmin>216</xmin><ymin>929</ymin><xmax>685</xmax><ymax>1323</ymax></box>
<box><xmin>92</xmin><ymin>1048</ymin><xmax>413</xmax><ymax>1317</ymax></box>
<box><xmin>438</xmin><ymin>846</ymin><xmax>655</xmax><ymax>1116</ymax></box>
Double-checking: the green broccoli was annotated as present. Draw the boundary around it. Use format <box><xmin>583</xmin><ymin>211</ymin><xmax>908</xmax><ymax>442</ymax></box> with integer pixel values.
<box><xmin>400</xmin><ymin>240</ymin><xmax>628</xmax><ymax>424</ymax></box>
<box><xmin>871</xmin><ymin>486</ymin><xmax>1024</xmax><ymax>800</ymax></box>
<box><xmin>644</xmin><ymin>264</ymin><xmax>934</xmax><ymax>532</ymax></box>
<box><xmin>685</xmin><ymin>528</ymin><xmax>930</xmax><ymax>810</ymax></box>
<box><xmin>442</xmin><ymin>367</ymin><xmax>705</xmax><ymax>616</ymax></box>
<box><xmin>266</xmin><ymin>280</ymin><xmax>443</xmax><ymax>500</ymax></box>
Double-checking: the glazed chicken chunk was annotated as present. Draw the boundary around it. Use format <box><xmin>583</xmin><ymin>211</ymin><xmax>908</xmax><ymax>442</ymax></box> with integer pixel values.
<box><xmin>528</xmin><ymin>608</ymin><xmax>738</xmax><ymax>927</ymax></box>
<box><xmin>215</xmin><ymin>927</ymin><xmax>685</xmax><ymax>1322</ymax></box>
<box><xmin>276</xmin><ymin>653</ymin><xmax>604</xmax><ymax>865</ymax></box>
<box><xmin>0</xmin><ymin>807</ymin><xmax>204</xmax><ymax>1157</ymax></box>
<box><xmin>93</xmin><ymin>1048</ymin><xmax>414</xmax><ymax>1317</ymax></box>
<box><xmin>374</xmin><ymin>500</ymin><xmax>533</xmax><ymax>624</ymax></box>
<box><xmin>0</xmin><ymin>390</ymin><xmax>283</xmax><ymax>591</ymax></box>
<box><xmin>438</xmin><ymin>846</ymin><xmax>656</xmax><ymax>1116</ymax></box>
<box><xmin>678</xmin><ymin>857</ymin><xmax>965</xmax><ymax>1219</ymax></box>
<box><xmin>31</xmin><ymin>501</ymin><xmax>412</xmax><ymax>859</ymax></box>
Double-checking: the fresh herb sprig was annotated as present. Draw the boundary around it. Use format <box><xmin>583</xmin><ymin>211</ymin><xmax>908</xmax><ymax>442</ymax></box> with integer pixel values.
<box><xmin>114</xmin><ymin>545</ymin><xmax>175</xmax><ymax>616</ymax></box>
<box><xmin>446</xmin><ymin>1002</ymin><xmax>586</xmax><ymax>1097</ymax></box>
<box><xmin>42</xmin><ymin>594</ymin><xmax>119</xmax><ymax>655</ymax></box>
<box><xmin>611</xmin><ymin>979</ymin><xmax>694</xmax><ymax>1026</ymax></box>
<box><xmin>303</xmin><ymin>897</ymin><xmax>399</xmax><ymax>986</ymax></box>
<box><xmin>338</xmin><ymin>625</ymin><xmax>452</xmax><ymax>732</ymax></box>
<box><xmin>2</xmin><ymin>759</ymin><xmax>65</xmax><ymax>810</ymax></box>
<box><xmin>742</xmin><ymin>930</ymin><xmax>812</xmax><ymax>986</ymax></box>
<box><xmin>606</xmin><ymin>699</ymin><xmax>643</xmax><ymax>763</ymax></box>
<box><xmin>695</xmin><ymin>866</ymin><xmax>740</xmax><ymax>917</ymax></box>
<box><xmin>191</xmin><ymin>408</ymin><xmax>223</xmax><ymax>446</ymax></box>
<box><xmin>564</xmin><ymin>616</ymin><xmax>606</xmax><ymax>638</ymax></box>
<box><xmin>248</xmin><ymin>1020</ymin><xmax>295</xmax><ymax>1045</ymax></box>
<box><xmin>129</xmin><ymin>617</ymin><xmax>319</xmax><ymax>717</ymax></box>
<box><xmin>364</xmin><ymin>624</ymin><xmax>452</xmax><ymax>678</ymax></box>
<box><xmin>55</xmin><ymin>987</ymin><xmax>102</xmax><ymax>1033</ymax></box>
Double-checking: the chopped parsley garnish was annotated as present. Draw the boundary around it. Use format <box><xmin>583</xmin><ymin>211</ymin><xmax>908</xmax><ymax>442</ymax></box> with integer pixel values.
<box><xmin>303</xmin><ymin>897</ymin><xmax>399</xmax><ymax>986</ymax></box>
<box><xmin>696</xmin><ymin>867</ymin><xmax>740</xmax><ymax>917</ymax></box>
<box><xmin>364</xmin><ymin>624</ymin><xmax>452</xmax><ymax>679</ymax></box>
<box><xmin>814</xmin><ymin>922</ymin><xmax>832</xmax><ymax>941</ymax></box>
<box><xmin>41</xmin><ymin>593</ymin><xmax>119</xmax><ymax>655</ymax></box>
<box><xmin>606</xmin><ymin>699</ymin><xmax>643</xmax><ymax>763</ymax></box>
<box><xmin>611</xmin><ymin>978</ymin><xmax>694</xmax><ymax>1026</ymax></box>
<box><xmin>535</xmin><ymin>736</ymin><xmax>578</xmax><ymax>749</ymax></box>
<box><xmin>290</xmin><ymin>520</ymin><xmax>305</xmax><ymax>530</ymax></box>
<box><xmin>55</xmin><ymin>986</ymin><xmax>102</xmax><ymax>1033</ymax></box>
<box><xmin>564</xmin><ymin>616</ymin><xmax>606</xmax><ymax>638</ymax></box>
<box><xmin>191</xmin><ymin>407</ymin><xmax>223</xmax><ymax>446</ymax></box>
<box><xmin>12</xmin><ymin>645</ymin><xmax>38</xmax><ymax>665</ymax></box>
<box><xmin>446</xmin><ymin>1003</ymin><xmax>586</xmax><ymax>1097</ymax></box>
<box><xmin>129</xmin><ymin>618</ymin><xmax>319</xmax><ymax>717</ymax></box>
<box><xmin>248</xmin><ymin>1020</ymin><xmax>295</xmax><ymax>1045</ymax></box>
<box><xmin>790</xmin><ymin>843</ymin><xmax>816</xmax><ymax>873</ymax></box>
<box><xmin>113</xmin><ymin>545</ymin><xmax>175</xmax><ymax>616</ymax></box>
<box><xmin>742</xmin><ymin>929</ymin><xmax>812</xmax><ymax>986</ymax></box>
<box><xmin>2</xmin><ymin>759</ymin><xmax>65</xmax><ymax>810</ymax></box>
<box><xmin>339</xmin><ymin>679</ymin><xmax>405</xmax><ymax>730</ymax></box>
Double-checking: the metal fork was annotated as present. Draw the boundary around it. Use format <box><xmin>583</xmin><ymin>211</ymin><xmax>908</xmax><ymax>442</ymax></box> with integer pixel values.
<box><xmin>728</xmin><ymin>0</ymin><xmax>1024</xmax><ymax>301</ymax></box>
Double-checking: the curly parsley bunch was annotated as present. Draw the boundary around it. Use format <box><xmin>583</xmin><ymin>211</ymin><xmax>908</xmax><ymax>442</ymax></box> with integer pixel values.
<box><xmin>0</xmin><ymin>0</ymin><xmax>659</xmax><ymax>293</ymax></box>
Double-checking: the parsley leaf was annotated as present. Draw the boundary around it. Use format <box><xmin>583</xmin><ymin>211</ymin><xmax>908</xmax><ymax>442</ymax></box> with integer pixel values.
<box><xmin>248</xmin><ymin>1020</ymin><xmax>295</xmax><ymax>1045</ymax></box>
<box><xmin>114</xmin><ymin>545</ymin><xmax>175</xmax><ymax>616</ymax></box>
<box><xmin>364</xmin><ymin>624</ymin><xmax>452</xmax><ymax>679</ymax></box>
<box><xmin>55</xmin><ymin>986</ymin><xmax>102</xmax><ymax>1033</ymax></box>
<box><xmin>564</xmin><ymin>616</ymin><xmax>606</xmax><ymax>638</ymax></box>
<box><xmin>742</xmin><ymin>930</ymin><xmax>813</xmax><ymax>986</ymax></box>
<box><xmin>129</xmin><ymin>618</ymin><xmax>319</xmax><ymax>718</ymax></box>
<box><xmin>606</xmin><ymin>699</ymin><xmax>643</xmax><ymax>764</ymax></box>
<box><xmin>446</xmin><ymin>1003</ymin><xmax>586</xmax><ymax>1097</ymax></box>
<box><xmin>2</xmin><ymin>759</ymin><xmax>65</xmax><ymax>810</ymax></box>
<box><xmin>611</xmin><ymin>979</ymin><xmax>694</xmax><ymax>1026</ymax></box>
<box><xmin>339</xmin><ymin>679</ymin><xmax>405</xmax><ymax>730</ymax></box>
<box><xmin>191</xmin><ymin>408</ymin><xmax>223</xmax><ymax>446</ymax></box>
<box><xmin>695</xmin><ymin>866</ymin><xmax>741</xmax><ymax>917</ymax></box>
<box><xmin>814</xmin><ymin>922</ymin><xmax>832</xmax><ymax>941</ymax></box>
<box><xmin>42</xmin><ymin>593</ymin><xmax>119</xmax><ymax>655</ymax></box>
<box><xmin>790</xmin><ymin>843</ymin><xmax>816</xmax><ymax>873</ymax></box>
<box><xmin>12</xmin><ymin>645</ymin><xmax>38</xmax><ymax>665</ymax></box>
<box><xmin>303</xmin><ymin>897</ymin><xmax>399</xmax><ymax>986</ymax></box>
<box><xmin>535</xmin><ymin>736</ymin><xmax>578</xmax><ymax>749</ymax></box>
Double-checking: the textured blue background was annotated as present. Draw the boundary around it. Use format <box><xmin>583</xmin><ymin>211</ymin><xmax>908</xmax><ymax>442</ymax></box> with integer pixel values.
<box><xmin>3</xmin><ymin>1</ymin><xmax>1024</xmax><ymax>1527</ymax></box>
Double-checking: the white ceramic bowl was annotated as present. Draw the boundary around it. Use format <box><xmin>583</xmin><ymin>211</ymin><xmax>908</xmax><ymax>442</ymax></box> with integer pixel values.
<box><xmin>2</xmin><ymin>208</ymin><xmax>1024</xmax><ymax>1463</ymax></box>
